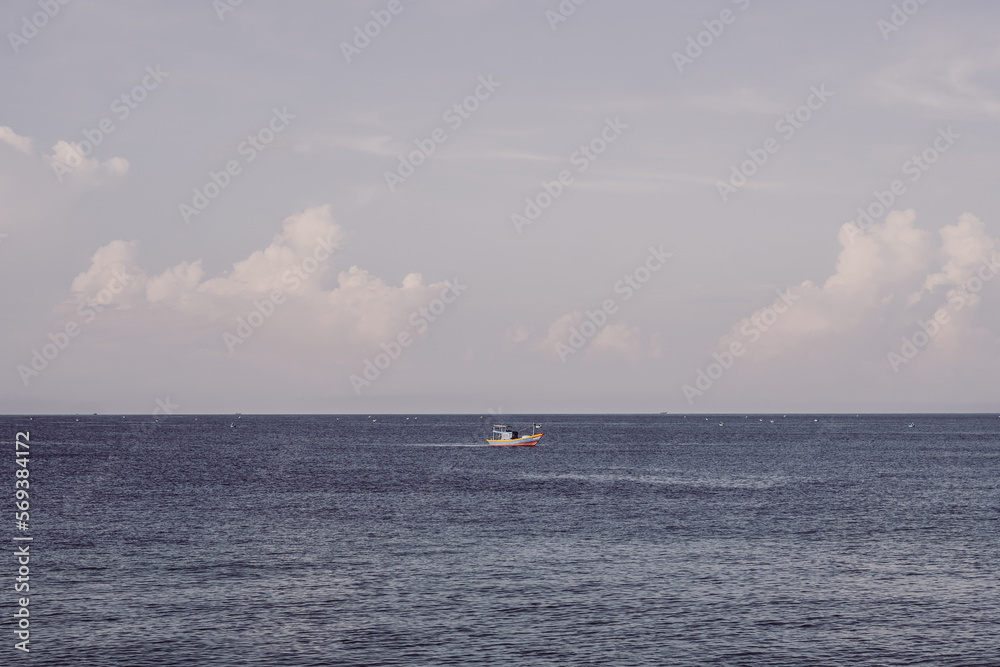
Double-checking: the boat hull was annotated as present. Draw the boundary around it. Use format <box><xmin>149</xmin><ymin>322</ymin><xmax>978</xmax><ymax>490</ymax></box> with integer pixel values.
<box><xmin>487</xmin><ymin>434</ymin><xmax>543</xmax><ymax>447</ymax></box>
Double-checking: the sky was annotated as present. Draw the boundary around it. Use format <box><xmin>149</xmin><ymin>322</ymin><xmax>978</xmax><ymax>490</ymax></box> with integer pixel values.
<box><xmin>2</xmin><ymin>0</ymin><xmax>1000</xmax><ymax>414</ymax></box>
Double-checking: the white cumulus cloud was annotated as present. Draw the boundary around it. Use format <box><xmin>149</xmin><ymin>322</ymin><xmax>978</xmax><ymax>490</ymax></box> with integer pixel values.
<box><xmin>715</xmin><ymin>209</ymin><xmax>999</xmax><ymax>370</ymax></box>
<box><xmin>64</xmin><ymin>205</ymin><xmax>454</xmax><ymax>361</ymax></box>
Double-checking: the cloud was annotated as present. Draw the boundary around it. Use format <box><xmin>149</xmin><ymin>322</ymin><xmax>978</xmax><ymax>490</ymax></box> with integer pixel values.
<box><xmin>536</xmin><ymin>311</ymin><xmax>656</xmax><ymax>363</ymax></box>
<box><xmin>918</xmin><ymin>212</ymin><xmax>998</xmax><ymax>302</ymax></box>
<box><xmin>827</xmin><ymin>209</ymin><xmax>933</xmax><ymax>308</ymax></box>
<box><xmin>146</xmin><ymin>261</ymin><xmax>205</xmax><ymax>307</ymax></box>
<box><xmin>46</xmin><ymin>140</ymin><xmax>129</xmax><ymax>186</ymax></box>
<box><xmin>588</xmin><ymin>323</ymin><xmax>645</xmax><ymax>363</ymax></box>
<box><xmin>869</xmin><ymin>42</ymin><xmax>1000</xmax><ymax>118</ymax></box>
<box><xmin>509</xmin><ymin>323</ymin><xmax>531</xmax><ymax>344</ymax></box>
<box><xmin>0</xmin><ymin>125</ymin><xmax>130</xmax><ymax>234</ymax></box>
<box><xmin>313</xmin><ymin>134</ymin><xmax>397</xmax><ymax>157</ymax></box>
<box><xmin>62</xmin><ymin>205</ymin><xmax>453</xmax><ymax>360</ymax></box>
<box><xmin>69</xmin><ymin>239</ymin><xmax>144</xmax><ymax>307</ymax></box>
<box><xmin>714</xmin><ymin>209</ymin><xmax>999</xmax><ymax>370</ymax></box>
<box><xmin>0</xmin><ymin>126</ymin><xmax>33</xmax><ymax>155</ymax></box>
<box><xmin>198</xmin><ymin>205</ymin><xmax>345</xmax><ymax>298</ymax></box>
<box><xmin>0</xmin><ymin>125</ymin><xmax>129</xmax><ymax>188</ymax></box>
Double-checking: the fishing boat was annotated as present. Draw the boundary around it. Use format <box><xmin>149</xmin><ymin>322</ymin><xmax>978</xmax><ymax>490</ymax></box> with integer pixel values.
<box><xmin>487</xmin><ymin>423</ymin><xmax>543</xmax><ymax>447</ymax></box>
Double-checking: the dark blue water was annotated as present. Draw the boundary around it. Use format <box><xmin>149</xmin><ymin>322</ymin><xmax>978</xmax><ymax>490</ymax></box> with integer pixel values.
<box><xmin>6</xmin><ymin>414</ymin><xmax>999</xmax><ymax>665</ymax></box>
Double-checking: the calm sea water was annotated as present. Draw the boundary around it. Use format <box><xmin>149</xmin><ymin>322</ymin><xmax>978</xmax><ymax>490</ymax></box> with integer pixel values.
<box><xmin>6</xmin><ymin>414</ymin><xmax>999</xmax><ymax>666</ymax></box>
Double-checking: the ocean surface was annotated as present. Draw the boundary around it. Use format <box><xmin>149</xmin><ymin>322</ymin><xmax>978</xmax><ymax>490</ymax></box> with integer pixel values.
<box><xmin>5</xmin><ymin>414</ymin><xmax>999</xmax><ymax>666</ymax></box>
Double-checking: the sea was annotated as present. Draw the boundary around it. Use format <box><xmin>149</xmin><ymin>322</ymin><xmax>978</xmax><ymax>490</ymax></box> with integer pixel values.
<box><xmin>5</xmin><ymin>413</ymin><xmax>999</xmax><ymax>666</ymax></box>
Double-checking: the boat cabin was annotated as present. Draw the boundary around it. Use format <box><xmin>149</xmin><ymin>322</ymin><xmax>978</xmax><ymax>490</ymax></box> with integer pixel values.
<box><xmin>491</xmin><ymin>425</ymin><xmax>518</xmax><ymax>440</ymax></box>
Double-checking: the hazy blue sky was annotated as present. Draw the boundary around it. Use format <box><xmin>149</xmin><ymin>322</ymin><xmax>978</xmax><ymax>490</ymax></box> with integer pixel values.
<box><xmin>3</xmin><ymin>0</ymin><xmax>1000</xmax><ymax>413</ymax></box>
